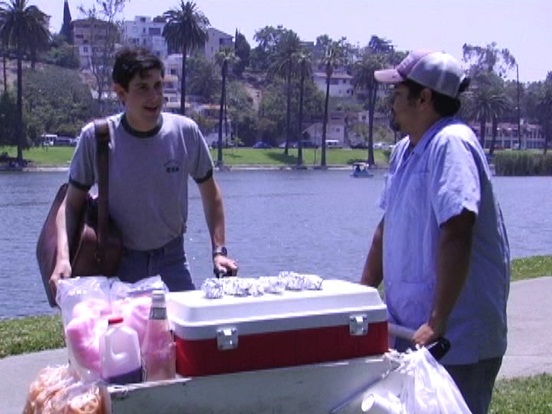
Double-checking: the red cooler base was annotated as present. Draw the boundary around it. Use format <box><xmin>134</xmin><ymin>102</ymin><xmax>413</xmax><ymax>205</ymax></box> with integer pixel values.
<box><xmin>176</xmin><ymin>321</ymin><xmax>388</xmax><ymax>377</ymax></box>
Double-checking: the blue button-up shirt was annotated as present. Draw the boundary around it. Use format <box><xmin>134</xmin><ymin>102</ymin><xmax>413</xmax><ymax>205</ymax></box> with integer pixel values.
<box><xmin>380</xmin><ymin>117</ymin><xmax>510</xmax><ymax>364</ymax></box>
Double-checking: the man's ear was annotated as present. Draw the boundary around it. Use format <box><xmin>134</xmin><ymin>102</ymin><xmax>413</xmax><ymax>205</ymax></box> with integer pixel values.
<box><xmin>113</xmin><ymin>83</ymin><xmax>126</xmax><ymax>103</ymax></box>
<box><xmin>419</xmin><ymin>88</ymin><xmax>433</xmax><ymax>108</ymax></box>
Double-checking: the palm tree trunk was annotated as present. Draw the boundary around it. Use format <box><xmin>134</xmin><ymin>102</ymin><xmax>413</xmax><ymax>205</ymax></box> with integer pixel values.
<box><xmin>217</xmin><ymin>63</ymin><xmax>226</xmax><ymax>167</ymax></box>
<box><xmin>297</xmin><ymin>70</ymin><xmax>305</xmax><ymax>166</ymax></box>
<box><xmin>180</xmin><ymin>47</ymin><xmax>187</xmax><ymax>116</ymax></box>
<box><xmin>16</xmin><ymin>50</ymin><xmax>23</xmax><ymax>162</ymax></box>
<box><xmin>367</xmin><ymin>84</ymin><xmax>377</xmax><ymax>166</ymax></box>
<box><xmin>284</xmin><ymin>62</ymin><xmax>292</xmax><ymax>156</ymax></box>
<box><xmin>479</xmin><ymin>113</ymin><xmax>487</xmax><ymax>150</ymax></box>
<box><xmin>2</xmin><ymin>53</ymin><xmax>7</xmax><ymax>93</ymax></box>
<box><xmin>489</xmin><ymin>115</ymin><xmax>498</xmax><ymax>156</ymax></box>
<box><xmin>544</xmin><ymin>122</ymin><xmax>550</xmax><ymax>156</ymax></box>
<box><xmin>321</xmin><ymin>76</ymin><xmax>330</xmax><ymax>168</ymax></box>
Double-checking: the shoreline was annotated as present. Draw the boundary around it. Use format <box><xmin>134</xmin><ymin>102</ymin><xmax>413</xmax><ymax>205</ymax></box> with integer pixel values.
<box><xmin>21</xmin><ymin>164</ymin><xmax>386</xmax><ymax>172</ymax></box>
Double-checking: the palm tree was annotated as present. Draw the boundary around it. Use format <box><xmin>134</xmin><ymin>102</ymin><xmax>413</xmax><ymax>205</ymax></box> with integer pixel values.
<box><xmin>0</xmin><ymin>0</ymin><xmax>50</xmax><ymax>162</ymax></box>
<box><xmin>296</xmin><ymin>50</ymin><xmax>312</xmax><ymax>167</ymax></box>
<box><xmin>215</xmin><ymin>46</ymin><xmax>239</xmax><ymax>167</ymax></box>
<box><xmin>163</xmin><ymin>0</ymin><xmax>209</xmax><ymax>116</ymax></box>
<box><xmin>465</xmin><ymin>73</ymin><xmax>510</xmax><ymax>153</ymax></box>
<box><xmin>320</xmin><ymin>40</ymin><xmax>345</xmax><ymax>168</ymax></box>
<box><xmin>267</xmin><ymin>30</ymin><xmax>300</xmax><ymax>155</ymax></box>
<box><xmin>487</xmin><ymin>85</ymin><xmax>511</xmax><ymax>156</ymax></box>
<box><xmin>353</xmin><ymin>51</ymin><xmax>385</xmax><ymax>166</ymax></box>
<box><xmin>536</xmin><ymin>74</ymin><xmax>552</xmax><ymax>156</ymax></box>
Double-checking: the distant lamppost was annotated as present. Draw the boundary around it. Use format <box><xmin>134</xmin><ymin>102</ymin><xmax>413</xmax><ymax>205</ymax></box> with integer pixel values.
<box><xmin>389</xmin><ymin>44</ymin><xmax>399</xmax><ymax>143</ymax></box>
<box><xmin>516</xmin><ymin>62</ymin><xmax>522</xmax><ymax>150</ymax></box>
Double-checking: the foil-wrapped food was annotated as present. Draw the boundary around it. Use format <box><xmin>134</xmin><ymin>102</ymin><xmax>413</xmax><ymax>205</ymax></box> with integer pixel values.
<box><xmin>201</xmin><ymin>272</ymin><xmax>323</xmax><ymax>299</ymax></box>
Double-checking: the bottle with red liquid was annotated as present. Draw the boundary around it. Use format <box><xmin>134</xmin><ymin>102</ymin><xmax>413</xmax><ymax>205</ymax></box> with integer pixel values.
<box><xmin>100</xmin><ymin>316</ymin><xmax>142</xmax><ymax>384</ymax></box>
<box><xmin>141</xmin><ymin>290</ymin><xmax>176</xmax><ymax>381</ymax></box>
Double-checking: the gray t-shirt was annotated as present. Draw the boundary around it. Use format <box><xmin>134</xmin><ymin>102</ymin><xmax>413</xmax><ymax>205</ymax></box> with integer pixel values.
<box><xmin>69</xmin><ymin>112</ymin><xmax>214</xmax><ymax>250</ymax></box>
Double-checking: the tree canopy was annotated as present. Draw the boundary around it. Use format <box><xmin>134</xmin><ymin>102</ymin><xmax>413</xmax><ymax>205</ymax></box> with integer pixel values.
<box><xmin>163</xmin><ymin>0</ymin><xmax>210</xmax><ymax>115</ymax></box>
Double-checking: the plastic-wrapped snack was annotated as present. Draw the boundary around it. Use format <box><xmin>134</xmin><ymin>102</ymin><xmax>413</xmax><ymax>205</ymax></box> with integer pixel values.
<box><xmin>51</xmin><ymin>381</ymin><xmax>105</xmax><ymax>414</ymax></box>
<box><xmin>259</xmin><ymin>276</ymin><xmax>286</xmax><ymax>294</ymax></box>
<box><xmin>201</xmin><ymin>278</ymin><xmax>224</xmax><ymax>299</ymax></box>
<box><xmin>23</xmin><ymin>364</ymin><xmax>80</xmax><ymax>414</ymax></box>
<box><xmin>110</xmin><ymin>275</ymin><xmax>168</xmax><ymax>301</ymax></box>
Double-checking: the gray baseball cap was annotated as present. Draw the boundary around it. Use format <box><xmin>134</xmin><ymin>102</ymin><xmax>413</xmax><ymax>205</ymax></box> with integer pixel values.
<box><xmin>374</xmin><ymin>50</ymin><xmax>467</xmax><ymax>98</ymax></box>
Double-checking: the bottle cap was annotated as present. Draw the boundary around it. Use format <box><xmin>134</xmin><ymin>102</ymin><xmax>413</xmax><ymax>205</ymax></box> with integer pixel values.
<box><xmin>108</xmin><ymin>316</ymin><xmax>124</xmax><ymax>325</ymax></box>
<box><xmin>151</xmin><ymin>289</ymin><xmax>166</xmax><ymax>306</ymax></box>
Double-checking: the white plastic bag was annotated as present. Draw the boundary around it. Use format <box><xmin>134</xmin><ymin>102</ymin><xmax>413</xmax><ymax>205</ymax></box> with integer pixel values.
<box><xmin>400</xmin><ymin>347</ymin><xmax>471</xmax><ymax>414</ymax></box>
<box><xmin>56</xmin><ymin>277</ymin><xmax>112</xmax><ymax>380</ymax></box>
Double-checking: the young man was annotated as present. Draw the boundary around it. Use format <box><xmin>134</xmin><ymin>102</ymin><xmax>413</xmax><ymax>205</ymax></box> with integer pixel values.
<box><xmin>51</xmin><ymin>47</ymin><xmax>238</xmax><ymax>291</ymax></box>
<box><xmin>360</xmin><ymin>50</ymin><xmax>510</xmax><ymax>414</ymax></box>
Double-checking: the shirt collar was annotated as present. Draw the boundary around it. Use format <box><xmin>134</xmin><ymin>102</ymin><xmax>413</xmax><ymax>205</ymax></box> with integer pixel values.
<box><xmin>411</xmin><ymin>117</ymin><xmax>461</xmax><ymax>155</ymax></box>
<box><xmin>121</xmin><ymin>113</ymin><xmax>163</xmax><ymax>138</ymax></box>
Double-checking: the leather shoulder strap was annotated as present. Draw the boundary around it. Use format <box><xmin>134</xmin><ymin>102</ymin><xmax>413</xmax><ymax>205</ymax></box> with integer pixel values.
<box><xmin>93</xmin><ymin>118</ymin><xmax>110</xmax><ymax>258</ymax></box>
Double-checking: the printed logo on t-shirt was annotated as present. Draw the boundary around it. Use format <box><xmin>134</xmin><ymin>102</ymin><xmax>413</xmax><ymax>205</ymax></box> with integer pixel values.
<box><xmin>164</xmin><ymin>160</ymin><xmax>180</xmax><ymax>173</ymax></box>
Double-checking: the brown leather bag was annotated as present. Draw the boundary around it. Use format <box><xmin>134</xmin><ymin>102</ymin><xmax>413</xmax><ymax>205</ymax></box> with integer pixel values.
<box><xmin>36</xmin><ymin>119</ymin><xmax>123</xmax><ymax>307</ymax></box>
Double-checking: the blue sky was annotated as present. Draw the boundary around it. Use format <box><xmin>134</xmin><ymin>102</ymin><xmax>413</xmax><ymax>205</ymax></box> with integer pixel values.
<box><xmin>40</xmin><ymin>0</ymin><xmax>551</xmax><ymax>83</ymax></box>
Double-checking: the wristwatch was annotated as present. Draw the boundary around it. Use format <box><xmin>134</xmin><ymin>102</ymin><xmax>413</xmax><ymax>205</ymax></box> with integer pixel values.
<box><xmin>212</xmin><ymin>246</ymin><xmax>228</xmax><ymax>258</ymax></box>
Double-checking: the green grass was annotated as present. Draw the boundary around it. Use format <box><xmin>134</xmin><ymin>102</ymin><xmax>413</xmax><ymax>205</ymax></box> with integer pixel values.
<box><xmin>210</xmin><ymin>147</ymin><xmax>386</xmax><ymax>167</ymax></box>
<box><xmin>1</xmin><ymin>145</ymin><xmax>387</xmax><ymax>168</ymax></box>
<box><xmin>511</xmin><ymin>255</ymin><xmax>552</xmax><ymax>281</ymax></box>
<box><xmin>490</xmin><ymin>374</ymin><xmax>552</xmax><ymax>413</ymax></box>
<box><xmin>0</xmin><ymin>145</ymin><xmax>74</xmax><ymax>166</ymax></box>
<box><xmin>0</xmin><ymin>315</ymin><xmax>64</xmax><ymax>358</ymax></box>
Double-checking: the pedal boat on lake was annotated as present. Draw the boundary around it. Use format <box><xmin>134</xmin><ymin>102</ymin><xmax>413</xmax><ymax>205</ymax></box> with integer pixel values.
<box><xmin>351</xmin><ymin>162</ymin><xmax>374</xmax><ymax>178</ymax></box>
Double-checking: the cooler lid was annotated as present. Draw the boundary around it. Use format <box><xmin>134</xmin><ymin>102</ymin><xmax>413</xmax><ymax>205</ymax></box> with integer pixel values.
<box><xmin>167</xmin><ymin>279</ymin><xmax>387</xmax><ymax>332</ymax></box>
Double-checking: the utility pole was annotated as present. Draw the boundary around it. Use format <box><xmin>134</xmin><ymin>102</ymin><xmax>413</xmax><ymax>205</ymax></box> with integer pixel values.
<box><xmin>516</xmin><ymin>63</ymin><xmax>522</xmax><ymax>150</ymax></box>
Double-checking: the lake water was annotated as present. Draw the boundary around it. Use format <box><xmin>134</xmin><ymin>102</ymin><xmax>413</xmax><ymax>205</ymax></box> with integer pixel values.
<box><xmin>1</xmin><ymin>170</ymin><xmax>551</xmax><ymax>319</ymax></box>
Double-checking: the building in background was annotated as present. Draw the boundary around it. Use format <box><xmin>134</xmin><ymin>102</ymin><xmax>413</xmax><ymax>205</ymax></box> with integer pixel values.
<box><xmin>72</xmin><ymin>18</ymin><xmax>119</xmax><ymax>69</ymax></box>
<box><xmin>312</xmin><ymin>70</ymin><xmax>354</xmax><ymax>97</ymax></box>
<box><xmin>198</xmin><ymin>27</ymin><xmax>233</xmax><ymax>62</ymax></box>
<box><xmin>122</xmin><ymin>16</ymin><xmax>168</xmax><ymax>59</ymax></box>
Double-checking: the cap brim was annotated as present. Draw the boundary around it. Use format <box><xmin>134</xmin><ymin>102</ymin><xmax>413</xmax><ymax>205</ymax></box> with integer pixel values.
<box><xmin>374</xmin><ymin>69</ymin><xmax>404</xmax><ymax>84</ymax></box>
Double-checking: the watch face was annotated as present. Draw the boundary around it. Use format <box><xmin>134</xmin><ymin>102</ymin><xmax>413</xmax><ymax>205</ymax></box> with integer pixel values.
<box><xmin>214</xmin><ymin>246</ymin><xmax>227</xmax><ymax>257</ymax></box>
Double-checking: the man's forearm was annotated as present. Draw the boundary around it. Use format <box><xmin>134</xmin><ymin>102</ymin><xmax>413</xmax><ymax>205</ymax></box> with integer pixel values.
<box><xmin>55</xmin><ymin>197</ymin><xmax>81</xmax><ymax>262</ymax></box>
<box><xmin>430</xmin><ymin>210</ymin><xmax>475</xmax><ymax>333</ymax></box>
<box><xmin>199</xmin><ymin>178</ymin><xmax>226</xmax><ymax>249</ymax></box>
<box><xmin>206</xmin><ymin>201</ymin><xmax>225</xmax><ymax>249</ymax></box>
<box><xmin>360</xmin><ymin>219</ymin><xmax>384</xmax><ymax>287</ymax></box>
<box><xmin>55</xmin><ymin>185</ymin><xmax>87</xmax><ymax>268</ymax></box>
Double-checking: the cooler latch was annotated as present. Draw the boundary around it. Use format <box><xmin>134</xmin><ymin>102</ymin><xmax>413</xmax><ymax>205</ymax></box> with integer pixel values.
<box><xmin>217</xmin><ymin>327</ymin><xmax>238</xmax><ymax>350</ymax></box>
<box><xmin>349</xmin><ymin>314</ymin><xmax>369</xmax><ymax>336</ymax></box>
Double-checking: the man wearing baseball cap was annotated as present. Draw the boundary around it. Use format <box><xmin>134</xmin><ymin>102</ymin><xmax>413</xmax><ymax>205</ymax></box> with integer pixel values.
<box><xmin>359</xmin><ymin>50</ymin><xmax>510</xmax><ymax>414</ymax></box>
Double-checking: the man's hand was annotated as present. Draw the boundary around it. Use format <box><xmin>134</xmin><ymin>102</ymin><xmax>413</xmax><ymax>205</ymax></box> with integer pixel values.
<box><xmin>213</xmin><ymin>255</ymin><xmax>238</xmax><ymax>277</ymax></box>
<box><xmin>49</xmin><ymin>259</ymin><xmax>72</xmax><ymax>301</ymax></box>
<box><xmin>412</xmin><ymin>321</ymin><xmax>445</xmax><ymax>347</ymax></box>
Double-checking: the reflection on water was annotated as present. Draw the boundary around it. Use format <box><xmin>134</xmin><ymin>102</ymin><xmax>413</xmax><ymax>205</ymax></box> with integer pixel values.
<box><xmin>1</xmin><ymin>170</ymin><xmax>551</xmax><ymax>319</ymax></box>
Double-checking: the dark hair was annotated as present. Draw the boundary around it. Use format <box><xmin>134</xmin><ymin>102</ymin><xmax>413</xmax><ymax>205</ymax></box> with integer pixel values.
<box><xmin>404</xmin><ymin>77</ymin><xmax>471</xmax><ymax>117</ymax></box>
<box><xmin>112</xmin><ymin>47</ymin><xmax>165</xmax><ymax>90</ymax></box>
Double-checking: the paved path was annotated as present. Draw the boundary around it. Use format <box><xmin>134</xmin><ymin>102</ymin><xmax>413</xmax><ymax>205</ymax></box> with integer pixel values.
<box><xmin>1</xmin><ymin>277</ymin><xmax>551</xmax><ymax>414</ymax></box>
